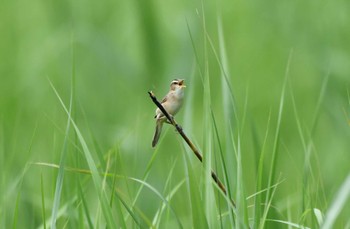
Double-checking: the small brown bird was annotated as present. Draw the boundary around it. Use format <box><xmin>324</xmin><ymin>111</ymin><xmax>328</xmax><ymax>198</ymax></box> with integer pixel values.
<box><xmin>152</xmin><ymin>79</ymin><xmax>186</xmax><ymax>147</ymax></box>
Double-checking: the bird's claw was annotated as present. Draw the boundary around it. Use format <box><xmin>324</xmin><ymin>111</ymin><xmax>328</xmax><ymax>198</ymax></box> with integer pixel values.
<box><xmin>166</xmin><ymin>115</ymin><xmax>174</xmax><ymax>124</ymax></box>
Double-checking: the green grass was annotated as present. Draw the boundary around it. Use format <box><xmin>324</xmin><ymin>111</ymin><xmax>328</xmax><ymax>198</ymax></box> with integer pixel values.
<box><xmin>1</xmin><ymin>0</ymin><xmax>350</xmax><ymax>228</ymax></box>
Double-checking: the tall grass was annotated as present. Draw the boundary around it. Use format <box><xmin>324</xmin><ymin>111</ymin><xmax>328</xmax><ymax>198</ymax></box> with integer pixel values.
<box><xmin>1</xmin><ymin>0</ymin><xmax>350</xmax><ymax>228</ymax></box>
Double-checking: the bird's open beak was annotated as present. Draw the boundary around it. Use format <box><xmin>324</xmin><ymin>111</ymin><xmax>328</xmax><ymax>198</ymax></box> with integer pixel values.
<box><xmin>179</xmin><ymin>79</ymin><xmax>186</xmax><ymax>88</ymax></box>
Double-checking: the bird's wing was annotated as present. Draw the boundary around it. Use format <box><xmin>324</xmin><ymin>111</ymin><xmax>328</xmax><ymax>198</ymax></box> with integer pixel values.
<box><xmin>153</xmin><ymin>95</ymin><xmax>166</xmax><ymax>119</ymax></box>
<box><xmin>160</xmin><ymin>95</ymin><xmax>168</xmax><ymax>104</ymax></box>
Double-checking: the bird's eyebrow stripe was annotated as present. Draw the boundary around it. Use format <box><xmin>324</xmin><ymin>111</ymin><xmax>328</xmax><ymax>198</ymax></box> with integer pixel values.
<box><xmin>171</xmin><ymin>79</ymin><xmax>184</xmax><ymax>86</ymax></box>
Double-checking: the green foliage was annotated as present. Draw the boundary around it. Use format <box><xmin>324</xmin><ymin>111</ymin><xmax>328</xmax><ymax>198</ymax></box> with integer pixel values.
<box><xmin>1</xmin><ymin>0</ymin><xmax>350</xmax><ymax>228</ymax></box>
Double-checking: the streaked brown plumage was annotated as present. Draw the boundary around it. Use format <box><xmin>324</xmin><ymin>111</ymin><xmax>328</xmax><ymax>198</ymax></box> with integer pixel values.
<box><xmin>152</xmin><ymin>79</ymin><xmax>186</xmax><ymax>147</ymax></box>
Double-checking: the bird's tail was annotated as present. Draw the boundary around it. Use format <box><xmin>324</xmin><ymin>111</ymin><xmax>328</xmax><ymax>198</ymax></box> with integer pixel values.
<box><xmin>152</xmin><ymin>120</ymin><xmax>163</xmax><ymax>147</ymax></box>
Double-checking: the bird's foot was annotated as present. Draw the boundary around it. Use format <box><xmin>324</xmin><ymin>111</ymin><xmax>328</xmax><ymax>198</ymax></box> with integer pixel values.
<box><xmin>165</xmin><ymin>115</ymin><xmax>174</xmax><ymax>124</ymax></box>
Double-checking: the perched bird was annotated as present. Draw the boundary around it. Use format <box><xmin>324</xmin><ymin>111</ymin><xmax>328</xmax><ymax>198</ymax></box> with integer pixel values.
<box><xmin>152</xmin><ymin>79</ymin><xmax>186</xmax><ymax>147</ymax></box>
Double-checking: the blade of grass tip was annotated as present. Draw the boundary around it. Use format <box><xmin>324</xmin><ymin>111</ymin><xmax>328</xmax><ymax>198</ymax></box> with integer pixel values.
<box><xmin>35</xmin><ymin>162</ymin><xmax>142</xmax><ymax>227</ymax></box>
<box><xmin>51</xmin><ymin>38</ymin><xmax>76</xmax><ymax>228</ymax></box>
<box><xmin>290</xmin><ymin>69</ymin><xmax>329</xmax><ymax>225</ymax></box>
<box><xmin>310</xmin><ymin>68</ymin><xmax>330</xmax><ymax>136</ymax></box>
<box><xmin>78</xmin><ymin>102</ymin><xmax>106</xmax><ymax>170</ymax></box>
<box><xmin>255</xmin><ymin>110</ymin><xmax>271</xmax><ymax>228</ymax></box>
<box><xmin>217</xmin><ymin>13</ymin><xmax>231</xmax><ymax>109</ymax></box>
<box><xmin>113</xmin><ymin>192</ymin><xmax>149</xmax><ymax>228</ymax></box>
<box><xmin>252</xmin><ymin>118</ymin><xmax>271</xmax><ymax>228</ymax></box>
<box><xmin>43</xmin><ymin>113</ymin><xmax>83</xmax><ymax>155</ymax></box>
<box><xmin>214</xmin><ymin>14</ymin><xmax>239</xmax><ymax>125</ymax></box>
<box><xmin>34</xmin><ymin>162</ymin><xmax>136</xmax><ymax>226</ymax></box>
<box><xmin>216</xmin><ymin>9</ymin><xmax>236</xmax><ymax>185</ymax></box>
<box><xmin>289</xmin><ymin>82</ymin><xmax>307</xmax><ymax>152</ymax></box>
<box><xmin>186</xmin><ymin>18</ymin><xmax>204</xmax><ymax>85</ymax></box>
<box><xmin>199</xmin><ymin>3</ymin><xmax>219</xmax><ymax>228</ymax></box>
<box><xmin>49</xmin><ymin>80</ymin><xmax>118</xmax><ymax>228</ymax></box>
<box><xmin>130</xmin><ymin>204</ymin><xmax>154</xmax><ymax>228</ymax></box>
<box><xmin>129</xmin><ymin>177</ymin><xmax>183</xmax><ymax>229</ymax></box>
<box><xmin>321</xmin><ymin>174</ymin><xmax>350</xmax><ymax>229</ymax></box>
<box><xmin>50</xmin><ymin>75</ymin><xmax>73</xmax><ymax>229</ymax></box>
<box><xmin>153</xmin><ymin>179</ymin><xmax>186</xmax><ymax>228</ymax></box>
<box><xmin>260</xmin><ymin>174</ymin><xmax>283</xmax><ymax>229</ymax></box>
<box><xmin>313</xmin><ymin>208</ymin><xmax>324</xmax><ymax>226</ymax></box>
<box><xmin>36</xmin><ymin>161</ymin><xmax>180</xmax><ymax>227</ymax></box>
<box><xmin>38</xmin><ymin>197</ymin><xmax>77</xmax><ymax>229</ymax></box>
<box><xmin>240</xmin><ymin>85</ymin><xmax>250</xmax><ymax>137</ymax></box>
<box><xmin>289</xmin><ymin>81</ymin><xmax>311</xmax><ymax>217</ymax></box>
<box><xmin>152</xmin><ymin>158</ymin><xmax>179</xmax><ymax>226</ymax></box>
<box><xmin>160</xmin><ymin>157</ymin><xmax>178</xmax><ymax>194</ymax></box>
<box><xmin>114</xmin><ymin>189</ymin><xmax>143</xmax><ymax>228</ymax></box>
<box><xmin>265</xmin><ymin>50</ymin><xmax>292</xmax><ymax>210</ymax></box>
<box><xmin>125</xmin><ymin>127</ymin><xmax>171</xmax><ymax>218</ymax></box>
<box><xmin>247</xmin><ymin>179</ymin><xmax>286</xmax><ymax>200</ymax></box>
<box><xmin>113</xmin><ymin>145</ymin><xmax>142</xmax><ymax>225</ymax></box>
<box><xmin>41</xmin><ymin>172</ymin><xmax>47</xmax><ymax>229</ymax></box>
<box><xmin>111</xmin><ymin>159</ymin><xmax>170</xmax><ymax>228</ymax></box>
<box><xmin>217</xmin><ymin>18</ymin><xmax>243</xmax><ymax>225</ymax></box>
<box><xmin>253</xmin><ymin>109</ymin><xmax>273</xmax><ymax>228</ymax></box>
<box><xmin>307</xmin><ymin>72</ymin><xmax>330</xmax><ymax>225</ymax></box>
<box><xmin>121</xmin><ymin>169</ymin><xmax>182</xmax><ymax>228</ymax></box>
<box><xmin>217</xmin><ymin>17</ymin><xmax>239</xmax><ymax>202</ymax></box>
<box><xmin>183</xmin><ymin>63</ymin><xmax>196</xmax><ymax>139</ymax></box>
<box><xmin>111</xmin><ymin>143</ymin><xmax>147</xmax><ymax>226</ymax></box>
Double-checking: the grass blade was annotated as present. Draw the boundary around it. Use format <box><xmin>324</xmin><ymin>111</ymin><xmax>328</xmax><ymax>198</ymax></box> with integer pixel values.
<box><xmin>152</xmin><ymin>179</ymin><xmax>186</xmax><ymax>228</ymax></box>
<box><xmin>129</xmin><ymin>177</ymin><xmax>183</xmax><ymax>229</ymax></box>
<box><xmin>12</xmin><ymin>178</ymin><xmax>22</xmax><ymax>229</ymax></box>
<box><xmin>182</xmin><ymin>147</ymin><xmax>209</xmax><ymax>229</ymax></box>
<box><xmin>264</xmin><ymin>50</ymin><xmax>292</xmax><ymax>217</ymax></box>
<box><xmin>321</xmin><ymin>174</ymin><xmax>350</xmax><ymax>229</ymax></box>
<box><xmin>211</xmin><ymin>109</ymin><xmax>235</xmax><ymax>226</ymax></box>
<box><xmin>49</xmin><ymin>81</ymin><xmax>118</xmax><ymax>228</ymax></box>
<box><xmin>50</xmin><ymin>81</ymin><xmax>73</xmax><ymax>229</ymax></box>
<box><xmin>77</xmin><ymin>179</ymin><xmax>94</xmax><ymax>229</ymax></box>
<box><xmin>40</xmin><ymin>172</ymin><xmax>47</xmax><ymax>229</ymax></box>
<box><xmin>266</xmin><ymin>219</ymin><xmax>310</xmax><ymax>229</ymax></box>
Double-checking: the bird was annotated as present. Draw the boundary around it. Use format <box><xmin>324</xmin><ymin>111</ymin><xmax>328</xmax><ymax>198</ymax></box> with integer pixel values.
<box><xmin>152</xmin><ymin>79</ymin><xmax>186</xmax><ymax>147</ymax></box>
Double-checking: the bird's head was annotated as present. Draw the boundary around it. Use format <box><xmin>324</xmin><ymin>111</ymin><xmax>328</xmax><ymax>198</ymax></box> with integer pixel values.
<box><xmin>170</xmin><ymin>79</ymin><xmax>186</xmax><ymax>91</ymax></box>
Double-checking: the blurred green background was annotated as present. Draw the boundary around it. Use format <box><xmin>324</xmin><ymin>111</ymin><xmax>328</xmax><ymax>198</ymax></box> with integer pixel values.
<box><xmin>1</xmin><ymin>0</ymin><xmax>350</xmax><ymax>228</ymax></box>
